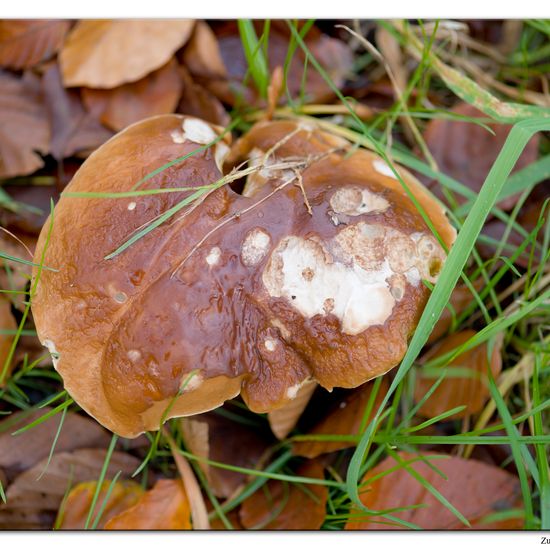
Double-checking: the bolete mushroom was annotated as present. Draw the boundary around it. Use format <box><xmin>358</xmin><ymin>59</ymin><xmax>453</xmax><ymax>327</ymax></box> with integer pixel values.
<box><xmin>31</xmin><ymin>115</ymin><xmax>456</xmax><ymax>438</ymax></box>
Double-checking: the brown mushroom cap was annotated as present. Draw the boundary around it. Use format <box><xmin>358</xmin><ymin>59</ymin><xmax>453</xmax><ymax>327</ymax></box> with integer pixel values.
<box><xmin>32</xmin><ymin>115</ymin><xmax>456</xmax><ymax>438</ymax></box>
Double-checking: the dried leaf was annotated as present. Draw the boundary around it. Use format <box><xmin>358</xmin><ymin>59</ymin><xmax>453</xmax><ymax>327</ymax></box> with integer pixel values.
<box><xmin>0</xmin><ymin>448</ymin><xmax>140</xmax><ymax>529</ymax></box>
<box><xmin>81</xmin><ymin>59</ymin><xmax>184</xmax><ymax>132</ymax></box>
<box><xmin>423</xmin><ymin>102</ymin><xmax>540</xmax><ymax>210</ymax></box>
<box><xmin>415</xmin><ymin>330</ymin><xmax>503</xmax><ymax>419</ymax></box>
<box><xmin>181</xmin><ymin>21</ymin><xmax>227</xmax><ymax>80</ymax></box>
<box><xmin>293</xmin><ymin>378</ymin><xmax>388</xmax><ymax>459</ymax></box>
<box><xmin>0</xmin><ymin>20</ymin><xmax>70</xmax><ymax>69</ymax></box>
<box><xmin>346</xmin><ymin>452</ymin><xmax>523</xmax><ymax>529</ymax></box>
<box><xmin>177</xmin><ymin>65</ymin><xmax>230</xmax><ymax>127</ymax></box>
<box><xmin>239</xmin><ymin>460</ymin><xmax>327</xmax><ymax>530</ymax></box>
<box><xmin>427</xmin><ymin>280</ymin><xmax>483</xmax><ymax>344</ymax></box>
<box><xmin>60</xmin><ymin>20</ymin><xmax>195</xmax><ymax>88</ymax></box>
<box><xmin>57</xmin><ymin>479</ymin><xmax>143</xmax><ymax>529</ymax></box>
<box><xmin>181</xmin><ymin>412</ymin><xmax>273</xmax><ymax>499</ymax></box>
<box><xmin>0</xmin><ymin>297</ymin><xmax>16</xmax><ymax>385</ymax></box>
<box><xmin>0</xmin><ymin>70</ymin><xmax>50</xmax><ymax>178</ymax></box>
<box><xmin>105</xmin><ymin>479</ymin><xmax>191</xmax><ymax>530</ymax></box>
<box><xmin>268</xmin><ymin>380</ymin><xmax>317</xmax><ymax>440</ymax></box>
<box><xmin>0</xmin><ymin>408</ymin><xmax>111</xmax><ymax>481</ymax></box>
<box><xmin>42</xmin><ymin>63</ymin><xmax>113</xmax><ymax>160</ymax></box>
<box><xmin>166</xmin><ymin>431</ymin><xmax>209</xmax><ymax>529</ymax></box>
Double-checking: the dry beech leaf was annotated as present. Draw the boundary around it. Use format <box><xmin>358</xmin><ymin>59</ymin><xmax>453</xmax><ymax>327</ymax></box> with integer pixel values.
<box><xmin>239</xmin><ymin>460</ymin><xmax>327</xmax><ymax>530</ymax></box>
<box><xmin>0</xmin><ymin>448</ymin><xmax>140</xmax><ymax>529</ymax></box>
<box><xmin>42</xmin><ymin>63</ymin><xmax>113</xmax><ymax>160</ymax></box>
<box><xmin>346</xmin><ymin>452</ymin><xmax>523</xmax><ymax>530</ymax></box>
<box><xmin>427</xmin><ymin>280</ymin><xmax>483</xmax><ymax>344</ymax></box>
<box><xmin>82</xmin><ymin>59</ymin><xmax>184</xmax><ymax>132</ymax></box>
<box><xmin>194</xmin><ymin>22</ymin><xmax>353</xmax><ymax>106</ymax></box>
<box><xmin>0</xmin><ymin>408</ymin><xmax>111</xmax><ymax>481</ymax></box>
<box><xmin>60</xmin><ymin>20</ymin><xmax>195</xmax><ymax>89</ymax></box>
<box><xmin>423</xmin><ymin>102</ymin><xmax>540</xmax><ymax>210</ymax></box>
<box><xmin>177</xmin><ymin>65</ymin><xmax>230</xmax><ymax>127</ymax></box>
<box><xmin>105</xmin><ymin>479</ymin><xmax>191</xmax><ymax>530</ymax></box>
<box><xmin>181</xmin><ymin>412</ymin><xmax>273</xmax><ymax>499</ymax></box>
<box><xmin>0</xmin><ymin>20</ymin><xmax>70</xmax><ymax>70</ymax></box>
<box><xmin>181</xmin><ymin>21</ymin><xmax>227</xmax><ymax>80</ymax></box>
<box><xmin>268</xmin><ymin>379</ymin><xmax>317</xmax><ymax>440</ymax></box>
<box><xmin>293</xmin><ymin>378</ymin><xmax>388</xmax><ymax>459</ymax></box>
<box><xmin>57</xmin><ymin>479</ymin><xmax>143</xmax><ymax>529</ymax></box>
<box><xmin>0</xmin><ymin>70</ymin><xmax>50</xmax><ymax>178</ymax></box>
<box><xmin>415</xmin><ymin>330</ymin><xmax>503</xmax><ymax>419</ymax></box>
<box><xmin>0</xmin><ymin>296</ymin><xmax>16</xmax><ymax>385</ymax></box>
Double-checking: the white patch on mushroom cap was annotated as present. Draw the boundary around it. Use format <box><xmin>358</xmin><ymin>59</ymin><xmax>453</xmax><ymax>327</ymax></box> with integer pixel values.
<box><xmin>263</xmin><ymin>222</ymin><xmax>447</xmax><ymax>335</ymax></box>
<box><xmin>182</xmin><ymin>118</ymin><xmax>217</xmax><ymax>145</ymax></box>
<box><xmin>170</xmin><ymin>129</ymin><xmax>185</xmax><ymax>144</ymax></box>
<box><xmin>330</xmin><ymin>186</ymin><xmax>390</xmax><ymax>217</ymax></box>
<box><xmin>264</xmin><ymin>338</ymin><xmax>277</xmax><ymax>352</ymax></box>
<box><xmin>263</xmin><ymin>235</ymin><xmax>396</xmax><ymax>335</ymax></box>
<box><xmin>215</xmin><ymin>141</ymin><xmax>230</xmax><ymax>172</ymax></box>
<box><xmin>127</xmin><ymin>202</ymin><xmax>137</xmax><ymax>211</ymax></box>
<box><xmin>286</xmin><ymin>378</ymin><xmax>312</xmax><ymax>400</ymax></box>
<box><xmin>181</xmin><ymin>372</ymin><xmax>203</xmax><ymax>392</ymax></box>
<box><xmin>206</xmin><ymin>246</ymin><xmax>222</xmax><ymax>266</ymax></box>
<box><xmin>43</xmin><ymin>339</ymin><xmax>60</xmax><ymax>368</ymax></box>
<box><xmin>373</xmin><ymin>159</ymin><xmax>398</xmax><ymax>179</ymax></box>
<box><xmin>127</xmin><ymin>349</ymin><xmax>141</xmax><ymax>362</ymax></box>
<box><xmin>241</xmin><ymin>228</ymin><xmax>271</xmax><ymax>267</ymax></box>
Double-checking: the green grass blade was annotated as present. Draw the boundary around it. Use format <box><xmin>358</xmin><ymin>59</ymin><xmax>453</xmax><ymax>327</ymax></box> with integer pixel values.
<box><xmin>238</xmin><ymin>20</ymin><xmax>269</xmax><ymax>99</ymax></box>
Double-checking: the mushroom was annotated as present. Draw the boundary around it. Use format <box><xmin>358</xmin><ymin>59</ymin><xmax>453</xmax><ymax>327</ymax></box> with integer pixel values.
<box><xmin>31</xmin><ymin>115</ymin><xmax>456</xmax><ymax>438</ymax></box>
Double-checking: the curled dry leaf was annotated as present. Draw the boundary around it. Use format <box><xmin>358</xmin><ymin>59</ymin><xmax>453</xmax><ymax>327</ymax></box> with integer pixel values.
<box><xmin>423</xmin><ymin>102</ymin><xmax>540</xmax><ymax>210</ymax></box>
<box><xmin>415</xmin><ymin>330</ymin><xmax>503</xmax><ymax>419</ymax></box>
<box><xmin>60</xmin><ymin>20</ymin><xmax>195</xmax><ymax>89</ymax></box>
<box><xmin>0</xmin><ymin>448</ymin><xmax>140</xmax><ymax>529</ymax></box>
<box><xmin>181</xmin><ymin>412</ymin><xmax>273</xmax><ymax>499</ymax></box>
<box><xmin>292</xmin><ymin>378</ymin><xmax>388</xmax><ymax>459</ymax></box>
<box><xmin>0</xmin><ymin>296</ymin><xmax>16</xmax><ymax>385</ymax></box>
<box><xmin>239</xmin><ymin>460</ymin><xmax>328</xmax><ymax>530</ymax></box>
<box><xmin>42</xmin><ymin>63</ymin><xmax>113</xmax><ymax>160</ymax></box>
<box><xmin>0</xmin><ymin>408</ymin><xmax>111</xmax><ymax>482</ymax></box>
<box><xmin>177</xmin><ymin>65</ymin><xmax>230</xmax><ymax>127</ymax></box>
<box><xmin>0</xmin><ymin>20</ymin><xmax>70</xmax><ymax>70</ymax></box>
<box><xmin>105</xmin><ymin>479</ymin><xmax>191</xmax><ymax>530</ymax></box>
<box><xmin>346</xmin><ymin>452</ymin><xmax>523</xmax><ymax>529</ymax></box>
<box><xmin>0</xmin><ymin>70</ymin><xmax>50</xmax><ymax>178</ymax></box>
<box><xmin>181</xmin><ymin>21</ymin><xmax>227</xmax><ymax>81</ymax></box>
<box><xmin>56</xmin><ymin>479</ymin><xmax>143</xmax><ymax>529</ymax></box>
<box><xmin>82</xmin><ymin>59</ymin><xmax>184</xmax><ymax>132</ymax></box>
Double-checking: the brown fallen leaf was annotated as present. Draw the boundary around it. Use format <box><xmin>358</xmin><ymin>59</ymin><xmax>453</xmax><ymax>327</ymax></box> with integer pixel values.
<box><xmin>427</xmin><ymin>280</ymin><xmax>483</xmax><ymax>344</ymax></box>
<box><xmin>42</xmin><ymin>63</ymin><xmax>113</xmax><ymax>160</ymax></box>
<box><xmin>177</xmin><ymin>65</ymin><xmax>230</xmax><ymax>127</ymax></box>
<box><xmin>0</xmin><ymin>70</ymin><xmax>50</xmax><ymax>178</ymax></box>
<box><xmin>346</xmin><ymin>452</ymin><xmax>523</xmax><ymax>529</ymax></box>
<box><xmin>0</xmin><ymin>20</ymin><xmax>70</xmax><ymax>70</ymax></box>
<box><xmin>415</xmin><ymin>330</ymin><xmax>503</xmax><ymax>420</ymax></box>
<box><xmin>190</xmin><ymin>22</ymin><xmax>353</xmax><ymax>107</ymax></box>
<box><xmin>293</xmin><ymin>378</ymin><xmax>388</xmax><ymax>459</ymax></box>
<box><xmin>0</xmin><ymin>408</ymin><xmax>111</xmax><ymax>482</ymax></box>
<box><xmin>82</xmin><ymin>59</ymin><xmax>184</xmax><ymax>132</ymax></box>
<box><xmin>0</xmin><ymin>296</ymin><xmax>16</xmax><ymax>386</ymax></box>
<box><xmin>60</xmin><ymin>20</ymin><xmax>195</xmax><ymax>88</ymax></box>
<box><xmin>105</xmin><ymin>479</ymin><xmax>191</xmax><ymax>530</ymax></box>
<box><xmin>239</xmin><ymin>459</ymin><xmax>328</xmax><ymax>530</ymax></box>
<box><xmin>0</xmin><ymin>448</ymin><xmax>140</xmax><ymax>529</ymax></box>
<box><xmin>181</xmin><ymin>21</ymin><xmax>227</xmax><ymax>81</ymax></box>
<box><xmin>56</xmin><ymin>479</ymin><xmax>144</xmax><ymax>529</ymax></box>
<box><xmin>180</xmin><ymin>411</ymin><xmax>273</xmax><ymax>499</ymax></box>
<box><xmin>423</xmin><ymin>102</ymin><xmax>540</xmax><ymax>210</ymax></box>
